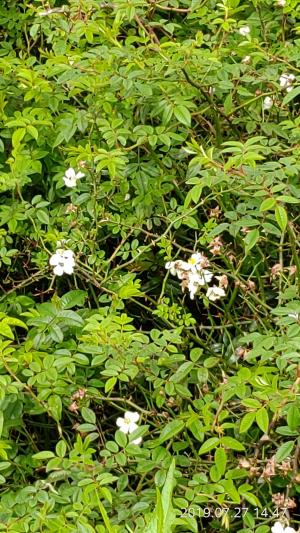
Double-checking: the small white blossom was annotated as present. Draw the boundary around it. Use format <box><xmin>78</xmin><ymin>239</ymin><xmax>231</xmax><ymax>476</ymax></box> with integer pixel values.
<box><xmin>49</xmin><ymin>249</ymin><xmax>75</xmax><ymax>276</ymax></box>
<box><xmin>276</xmin><ymin>0</ymin><xmax>286</xmax><ymax>6</ymax></box>
<box><xmin>279</xmin><ymin>73</ymin><xmax>295</xmax><ymax>92</ymax></box>
<box><xmin>116</xmin><ymin>411</ymin><xmax>142</xmax><ymax>445</ymax></box>
<box><xmin>242</xmin><ymin>55</ymin><xmax>251</xmax><ymax>64</ymax></box>
<box><xmin>188</xmin><ymin>252</ymin><xmax>210</xmax><ymax>272</ymax></box>
<box><xmin>63</xmin><ymin>167</ymin><xmax>85</xmax><ymax>188</ymax></box>
<box><xmin>271</xmin><ymin>522</ymin><xmax>297</xmax><ymax>533</ymax></box>
<box><xmin>239</xmin><ymin>26</ymin><xmax>250</xmax><ymax>36</ymax></box>
<box><xmin>263</xmin><ymin>96</ymin><xmax>273</xmax><ymax>110</ymax></box>
<box><xmin>187</xmin><ymin>272</ymin><xmax>203</xmax><ymax>299</ymax></box>
<box><xmin>206</xmin><ymin>285</ymin><xmax>226</xmax><ymax>302</ymax></box>
<box><xmin>196</xmin><ymin>269</ymin><xmax>213</xmax><ymax>285</ymax></box>
<box><xmin>165</xmin><ymin>260</ymin><xmax>192</xmax><ymax>278</ymax></box>
<box><xmin>124</xmin><ymin>193</ymin><xmax>131</xmax><ymax>201</ymax></box>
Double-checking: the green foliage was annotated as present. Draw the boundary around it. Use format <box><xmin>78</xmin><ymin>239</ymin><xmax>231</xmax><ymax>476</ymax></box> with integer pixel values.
<box><xmin>0</xmin><ymin>0</ymin><xmax>299</xmax><ymax>531</ymax></box>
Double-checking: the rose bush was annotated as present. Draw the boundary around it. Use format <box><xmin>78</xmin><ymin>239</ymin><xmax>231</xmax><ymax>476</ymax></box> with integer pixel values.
<box><xmin>0</xmin><ymin>0</ymin><xmax>299</xmax><ymax>531</ymax></box>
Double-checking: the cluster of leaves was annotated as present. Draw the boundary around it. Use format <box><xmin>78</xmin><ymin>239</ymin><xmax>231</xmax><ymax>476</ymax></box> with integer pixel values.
<box><xmin>0</xmin><ymin>0</ymin><xmax>299</xmax><ymax>531</ymax></box>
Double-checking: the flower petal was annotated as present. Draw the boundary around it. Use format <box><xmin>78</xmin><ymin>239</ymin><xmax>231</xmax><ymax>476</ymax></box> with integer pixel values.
<box><xmin>126</xmin><ymin>411</ymin><xmax>140</xmax><ymax>424</ymax></box>
<box><xmin>49</xmin><ymin>254</ymin><xmax>59</xmax><ymax>266</ymax></box>
<box><xmin>65</xmin><ymin>168</ymin><xmax>76</xmax><ymax>179</ymax></box>
<box><xmin>131</xmin><ymin>437</ymin><xmax>142</xmax><ymax>445</ymax></box>
<box><xmin>63</xmin><ymin>250</ymin><xmax>74</xmax><ymax>260</ymax></box>
<box><xmin>63</xmin><ymin>177</ymin><xmax>77</xmax><ymax>188</ymax></box>
<box><xmin>128</xmin><ymin>422</ymin><xmax>138</xmax><ymax>433</ymax></box>
<box><xmin>75</xmin><ymin>171</ymin><xmax>85</xmax><ymax>179</ymax></box>
<box><xmin>53</xmin><ymin>264</ymin><xmax>64</xmax><ymax>276</ymax></box>
<box><xmin>63</xmin><ymin>264</ymin><xmax>74</xmax><ymax>275</ymax></box>
<box><xmin>271</xmin><ymin>523</ymin><xmax>284</xmax><ymax>533</ymax></box>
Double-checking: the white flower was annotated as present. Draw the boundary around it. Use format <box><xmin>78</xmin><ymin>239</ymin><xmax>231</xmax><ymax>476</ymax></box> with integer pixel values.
<box><xmin>206</xmin><ymin>285</ymin><xmax>226</xmax><ymax>302</ymax></box>
<box><xmin>187</xmin><ymin>271</ymin><xmax>213</xmax><ymax>299</ymax></box>
<box><xmin>263</xmin><ymin>96</ymin><xmax>273</xmax><ymax>110</ymax></box>
<box><xmin>124</xmin><ymin>193</ymin><xmax>131</xmax><ymax>201</ymax></box>
<box><xmin>63</xmin><ymin>167</ymin><xmax>85</xmax><ymax>188</ymax></box>
<box><xmin>196</xmin><ymin>269</ymin><xmax>213</xmax><ymax>285</ymax></box>
<box><xmin>239</xmin><ymin>26</ymin><xmax>250</xmax><ymax>36</ymax></box>
<box><xmin>49</xmin><ymin>249</ymin><xmax>75</xmax><ymax>276</ymax></box>
<box><xmin>165</xmin><ymin>261</ymin><xmax>179</xmax><ymax>277</ymax></box>
<box><xmin>188</xmin><ymin>252</ymin><xmax>210</xmax><ymax>271</ymax></box>
<box><xmin>242</xmin><ymin>55</ymin><xmax>251</xmax><ymax>64</ymax></box>
<box><xmin>116</xmin><ymin>411</ymin><xmax>142</xmax><ymax>445</ymax></box>
<box><xmin>271</xmin><ymin>521</ymin><xmax>297</xmax><ymax>533</ymax></box>
<box><xmin>279</xmin><ymin>73</ymin><xmax>295</xmax><ymax>91</ymax></box>
<box><xmin>187</xmin><ymin>272</ymin><xmax>202</xmax><ymax>299</ymax></box>
<box><xmin>165</xmin><ymin>260</ymin><xmax>191</xmax><ymax>278</ymax></box>
<box><xmin>276</xmin><ymin>0</ymin><xmax>286</xmax><ymax>6</ymax></box>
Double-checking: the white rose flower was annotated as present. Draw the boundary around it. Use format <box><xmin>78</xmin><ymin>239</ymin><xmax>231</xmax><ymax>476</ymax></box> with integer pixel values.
<box><xmin>263</xmin><ymin>96</ymin><xmax>273</xmax><ymax>110</ymax></box>
<box><xmin>242</xmin><ymin>55</ymin><xmax>251</xmax><ymax>64</ymax></box>
<box><xmin>239</xmin><ymin>26</ymin><xmax>250</xmax><ymax>36</ymax></box>
<box><xmin>279</xmin><ymin>73</ymin><xmax>295</xmax><ymax>91</ymax></box>
<box><xmin>49</xmin><ymin>249</ymin><xmax>75</xmax><ymax>276</ymax></box>
<box><xmin>165</xmin><ymin>261</ymin><xmax>178</xmax><ymax>277</ymax></box>
<box><xmin>116</xmin><ymin>411</ymin><xmax>142</xmax><ymax>445</ymax></box>
<box><xmin>187</xmin><ymin>272</ymin><xmax>202</xmax><ymax>299</ymax></box>
<box><xmin>196</xmin><ymin>269</ymin><xmax>213</xmax><ymax>285</ymax></box>
<box><xmin>165</xmin><ymin>260</ymin><xmax>192</xmax><ymax>278</ymax></box>
<box><xmin>188</xmin><ymin>252</ymin><xmax>207</xmax><ymax>268</ymax></box>
<box><xmin>271</xmin><ymin>522</ymin><xmax>297</xmax><ymax>533</ymax></box>
<box><xmin>63</xmin><ymin>167</ymin><xmax>85</xmax><ymax>188</ymax></box>
<box><xmin>206</xmin><ymin>285</ymin><xmax>226</xmax><ymax>302</ymax></box>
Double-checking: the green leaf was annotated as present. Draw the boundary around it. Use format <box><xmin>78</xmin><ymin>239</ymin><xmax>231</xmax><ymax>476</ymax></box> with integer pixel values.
<box><xmin>32</xmin><ymin>451</ymin><xmax>56</xmax><ymax>460</ymax></box>
<box><xmin>50</xmin><ymin>325</ymin><xmax>63</xmax><ymax>343</ymax></box>
<box><xmin>282</xmin><ymin>85</ymin><xmax>300</xmax><ymax>105</ymax></box>
<box><xmin>36</xmin><ymin>210</ymin><xmax>49</xmax><ymax>225</ymax></box>
<box><xmin>61</xmin><ymin>290</ymin><xmax>87</xmax><ymax>309</ymax></box>
<box><xmin>0</xmin><ymin>322</ymin><xmax>14</xmax><ymax>339</ymax></box>
<box><xmin>173</xmin><ymin>105</ymin><xmax>191</xmax><ymax>127</ymax></box>
<box><xmin>48</xmin><ymin>395</ymin><xmax>62</xmax><ymax>422</ymax></box>
<box><xmin>220</xmin><ymin>436</ymin><xmax>245</xmax><ymax>451</ymax></box>
<box><xmin>215</xmin><ymin>447</ymin><xmax>227</xmax><ymax>476</ymax></box>
<box><xmin>115</xmin><ymin>430</ymin><xmax>127</xmax><ymax>448</ymax></box>
<box><xmin>224</xmin><ymin>92</ymin><xmax>233</xmax><ymax>115</ymax></box>
<box><xmin>183</xmin><ymin>216</ymin><xmax>198</xmax><ymax>229</ymax></box>
<box><xmin>221</xmin><ymin>479</ymin><xmax>240</xmax><ymax>503</ymax></box>
<box><xmin>260</xmin><ymin>197</ymin><xmax>276</xmax><ymax>211</ymax></box>
<box><xmin>105</xmin><ymin>377</ymin><xmax>117</xmax><ymax>393</ymax></box>
<box><xmin>81</xmin><ymin>407</ymin><xmax>96</xmax><ymax>424</ymax></box>
<box><xmin>275</xmin><ymin>204</ymin><xmax>288</xmax><ymax>232</ymax></box>
<box><xmin>256</xmin><ymin>407</ymin><xmax>269</xmax><ymax>433</ymax></box>
<box><xmin>199</xmin><ymin>437</ymin><xmax>220</xmax><ymax>455</ymax></box>
<box><xmin>244</xmin><ymin>228</ymin><xmax>259</xmax><ymax>254</ymax></box>
<box><xmin>161</xmin><ymin>459</ymin><xmax>176</xmax><ymax>530</ymax></box>
<box><xmin>239</xmin><ymin>490</ymin><xmax>262</xmax><ymax>508</ymax></box>
<box><xmin>287</xmin><ymin>405</ymin><xmax>300</xmax><ymax>431</ymax></box>
<box><xmin>27</xmin><ymin>125</ymin><xmax>38</xmax><ymax>140</ymax></box>
<box><xmin>275</xmin><ymin>440</ymin><xmax>294</xmax><ymax>462</ymax></box>
<box><xmin>157</xmin><ymin>420</ymin><xmax>185</xmax><ymax>445</ymax></box>
<box><xmin>169</xmin><ymin>362</ymin><xmax>194</xmax><ymax>383</ymax></box>
<box><xmin>12</xmin><ymin>128</ymin><xmax>26</xmax><ymax>148</ymax></box>
<box><xmin>240</xmin><ymin>411</ymin><xmax>256</xmax><ymax>433</ymax></box>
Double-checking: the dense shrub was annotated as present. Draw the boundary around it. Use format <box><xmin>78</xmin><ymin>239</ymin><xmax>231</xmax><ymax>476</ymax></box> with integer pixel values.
<box><xmin>0</xmin><ymin>0</ymin><xmax>299</xmax><ymax>531</ymax></box>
